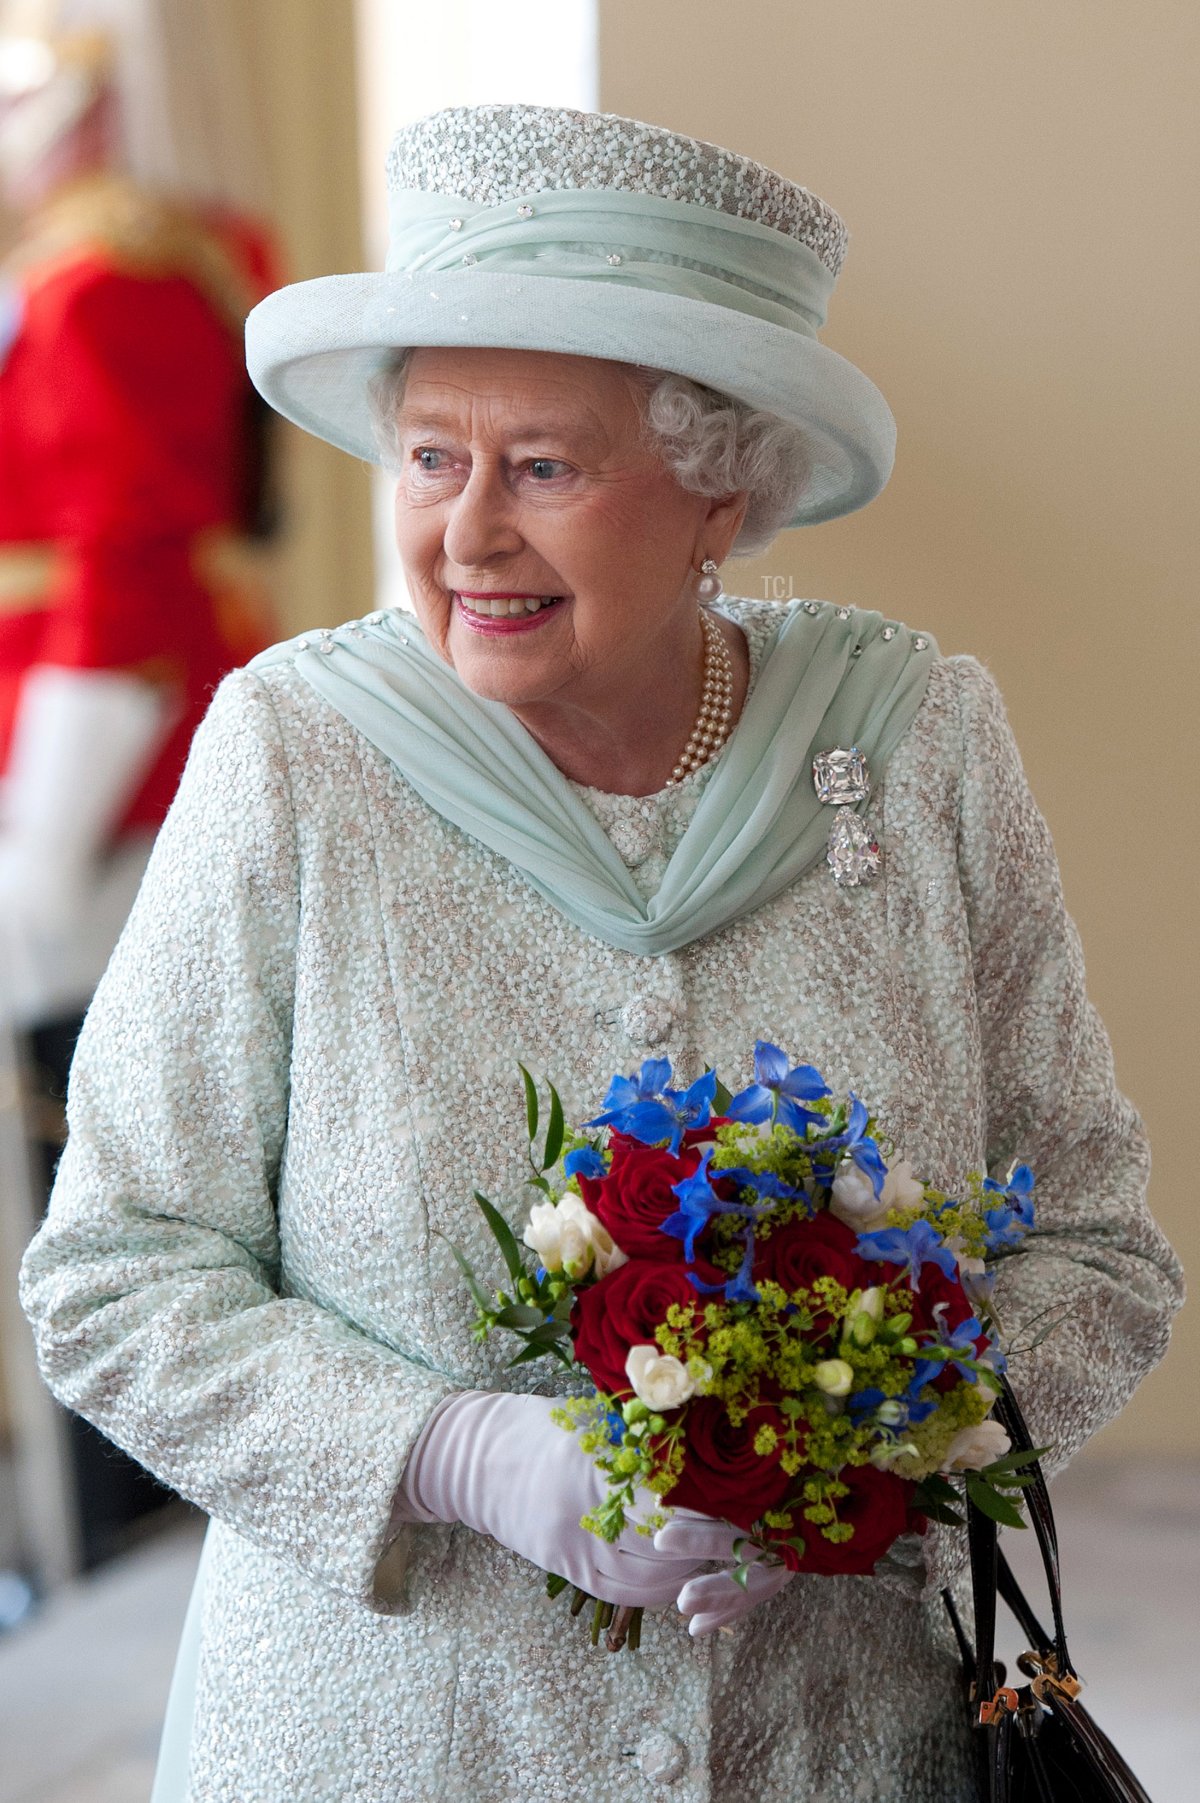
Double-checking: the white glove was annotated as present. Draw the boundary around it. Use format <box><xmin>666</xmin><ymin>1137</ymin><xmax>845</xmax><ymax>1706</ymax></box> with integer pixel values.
<box><xmin>653</xmin><ymin>1513</ymin><xmax>794</xmax><ymax>1636</ymax></box>
<box><xmin>394</xmin><ymin>1391</ymin><xmax>728</xmax><ymax>1609</ymax></box>
<box><xmin>1</xmin><ymin>665</ymin><xmax>172</xmax><ymax>902</ymax></box>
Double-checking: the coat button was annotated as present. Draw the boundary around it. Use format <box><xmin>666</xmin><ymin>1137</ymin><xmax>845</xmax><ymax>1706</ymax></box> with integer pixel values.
<box><xmin>619</xmin><ymin>995</ymin><xmax>675</xmax><ymax>1046</ymax></box>
<box><xmin>636</xmin><ymin>1729</ymin><xmax>687</xmax><ymax>1784</ymax></box>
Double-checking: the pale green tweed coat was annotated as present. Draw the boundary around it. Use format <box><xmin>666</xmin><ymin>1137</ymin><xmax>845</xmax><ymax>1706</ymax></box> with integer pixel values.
<box><xmin>20</xmin><ymin>600</ymin><xmax>1182</xmax><ymax>1803</ymax></box>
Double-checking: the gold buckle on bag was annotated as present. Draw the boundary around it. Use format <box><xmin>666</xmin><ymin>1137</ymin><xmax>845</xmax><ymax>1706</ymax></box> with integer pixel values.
<box><xmin>1017</xmin><ymin>1649</ymin><xmax>1083</xmax><ymax>1703</ymax></box>
<box><xmin>977</xmin><ymin>1686</ymin><xmax>1020</xmax><ymax>1725</ymax></box>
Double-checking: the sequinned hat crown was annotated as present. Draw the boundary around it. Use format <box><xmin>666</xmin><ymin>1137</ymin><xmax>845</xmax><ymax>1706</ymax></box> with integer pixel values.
<box><xmin>386</xmin><ymin>104</ymin><xmax>849</xmax><ymax>278</ymax></box>
<box><xmin>247</xmin><ymin>103</ymin><xmax>896</xmax><ymax>527</ymax></box>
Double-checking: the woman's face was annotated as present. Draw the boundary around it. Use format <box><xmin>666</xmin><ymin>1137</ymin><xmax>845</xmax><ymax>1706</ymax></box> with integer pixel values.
<box><xmin>390</xmin><ymin>346</ymin><xmax>739</xmax><ymax>716</ymax></box>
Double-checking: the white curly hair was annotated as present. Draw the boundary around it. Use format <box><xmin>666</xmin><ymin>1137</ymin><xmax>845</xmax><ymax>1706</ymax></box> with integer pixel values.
<box><xmin>367</xmin><ymin>352</ymin><xmax>809</xmax><ymax>559</ymax></box>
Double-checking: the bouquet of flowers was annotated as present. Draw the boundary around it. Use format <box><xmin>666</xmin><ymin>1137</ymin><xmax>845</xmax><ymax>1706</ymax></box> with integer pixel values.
<box><xmin>451</xmin><ymin>1041</ymin><xmax>1043</xmax><ymax>1650</ymax></box>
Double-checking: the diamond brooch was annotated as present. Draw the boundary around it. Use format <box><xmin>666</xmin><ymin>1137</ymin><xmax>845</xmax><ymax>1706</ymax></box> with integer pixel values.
<box><xmin>812</xmin><ymin>746</ymin><xmax>881</xmax><ymax>888</ymax></box>
<box><xmin>813</xmin><ymin>746</ymin><xmax>869</xmax><ymax>806</ymax></box>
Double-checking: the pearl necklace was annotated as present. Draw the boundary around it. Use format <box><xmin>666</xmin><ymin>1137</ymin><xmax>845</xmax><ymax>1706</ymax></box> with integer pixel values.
<box><xmin>666</xmin><ymin>609</ymin><xmax>735</xmax><ymax>785</ymax></box>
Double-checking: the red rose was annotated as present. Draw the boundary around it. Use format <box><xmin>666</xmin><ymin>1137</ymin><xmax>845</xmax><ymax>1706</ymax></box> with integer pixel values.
<box><xmin>754</xmin><ymin>1210</ymin><xmax>876</xmax><ymax>1323</ymax></box>
<box><xmin>761</xmin><ymin>1463</ymin><xmax>919</xmax><ymax>1575</ymax></box>
<box><xmin>906</xmin><ymin>1259</ymin><xmax>978</xmax><ymax>1336</ymax></box>
<box><xmin>662</xmin><ymin>1397</ymin><xmax>795</xmax><ymax>1531</ymax></box>
<box><xmin>570</xmin><ymin>1259</ymin><xmax>715</xmax><ymax>1398</ymax></box>
<box><xmin>582</xmin><ymin>1140</ymin><xmax>701</xmax><ymax>1262</ymax></box>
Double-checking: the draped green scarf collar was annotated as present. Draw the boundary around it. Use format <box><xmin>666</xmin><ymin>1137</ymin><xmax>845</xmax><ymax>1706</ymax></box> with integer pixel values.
<box><xmin>263</xmin><ymin>599</ymin><xmax>936</xmax><ymax>956</ymax></box>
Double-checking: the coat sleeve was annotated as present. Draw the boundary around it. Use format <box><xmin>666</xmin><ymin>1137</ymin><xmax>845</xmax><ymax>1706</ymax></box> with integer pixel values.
<box><xmin>883</xmin><ymin>657</ymin><xmax>1184</xmax><ymax>1602</ymax></box>
<box><xmin>950</xmin><ymin>653</ymin><xmax>1183</xmax><ymax>1481</ymax></box>
<box><xmin>18</xmin><ymin>666</ymin><xmax>456</xmax><ymax>1611</ymax></box>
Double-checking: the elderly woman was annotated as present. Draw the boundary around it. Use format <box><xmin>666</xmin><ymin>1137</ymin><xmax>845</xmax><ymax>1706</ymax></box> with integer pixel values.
<box><xmin>20</xmin><ymin>105</ymin><xmax>1181</xmax><ymax>1803</ymax></box>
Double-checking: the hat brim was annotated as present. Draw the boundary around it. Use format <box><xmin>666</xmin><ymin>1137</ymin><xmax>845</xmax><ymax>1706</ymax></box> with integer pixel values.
<box><xmin>245</xmin><ymin>268</ymin><xmax>895</xmax><ymax>528</ymax></box>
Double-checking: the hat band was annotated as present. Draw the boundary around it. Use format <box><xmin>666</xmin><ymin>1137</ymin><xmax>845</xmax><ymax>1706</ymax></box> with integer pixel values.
<box><xmin>385</xmin><ymin>187</ymin><xmax>835</xmax><ymax>339</ymax></box>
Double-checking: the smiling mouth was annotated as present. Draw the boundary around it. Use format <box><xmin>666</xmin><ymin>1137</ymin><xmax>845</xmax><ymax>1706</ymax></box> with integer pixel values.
<box><xmin>455</xmin><ymin>592</ymin><xmax>567</xmax><ymax>618</ymax></box>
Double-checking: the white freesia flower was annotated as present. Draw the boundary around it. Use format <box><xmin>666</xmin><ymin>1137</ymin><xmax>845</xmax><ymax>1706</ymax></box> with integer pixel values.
<box><xmin>940</xmin><ymin>1419</ymin><xmax>1011</xmax><ymax>1472</ymax></box>
<box><xmin>856</xmin><ymin>1285</ymin><xmax>886</xmax><ymax>1322</ymax></box>
<box><xmin>880</xmin><ymin>1158</ymin><xmax>925</xmax><ymax>1213</ymax></box>
<box><xmin>523</xmin><ymin>1193</ymin><xmax>627</xmax><ymax>1280</ymax></box>
<box><xmin>813</xmin><ymin>1358</ymin><xmax>855</xmax><ymax>1397</ymax></box>
<box><xmin>829</xmin><ymin>1161</ymin><xmax>889</xmax><ymax>1231</ymax></box>
<box><xmin>625</xmin><ymin>1344</ymin><xmax>697</xmax><ymax>1410</ymax></box>
<box><xmin>942</xmin><ymin>1233</ymin><xmax>988</xmax><ymax>1286</ymax></box>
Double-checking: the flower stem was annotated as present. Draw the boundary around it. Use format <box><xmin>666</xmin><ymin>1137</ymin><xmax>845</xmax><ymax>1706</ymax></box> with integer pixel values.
<box><xmin>605</xmin><ymin>1604</ymin><xmax>642</xmax><ymax>1653</ymax></box>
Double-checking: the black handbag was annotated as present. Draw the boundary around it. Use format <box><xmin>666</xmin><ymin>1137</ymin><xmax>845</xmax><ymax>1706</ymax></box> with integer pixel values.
<box><xmin>942</xmin><ymin>1378</ymin><xmax>1154</xmax><ymax>1803</ymax></box>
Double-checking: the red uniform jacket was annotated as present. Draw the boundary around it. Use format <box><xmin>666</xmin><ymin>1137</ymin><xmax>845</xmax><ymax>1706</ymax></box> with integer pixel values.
<box><xmin>0</xmin><ymin>176</ymin><xmax>280</xmax><ymax>835</ymax></box>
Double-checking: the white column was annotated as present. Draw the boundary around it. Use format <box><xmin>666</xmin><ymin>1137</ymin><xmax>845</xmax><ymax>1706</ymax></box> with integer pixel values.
<box><xmin>353</xmin><ymin>0</ymin><xmax>599</xmax><ymax>610</ymax></box>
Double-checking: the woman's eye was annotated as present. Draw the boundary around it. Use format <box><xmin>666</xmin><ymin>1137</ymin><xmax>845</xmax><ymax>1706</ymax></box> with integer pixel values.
<box><xmin>526</xmin><ymin>458</ymin><xmax>570</xmax><ymax>481</ymax></box>
<box><xmin>414</xmin><ymin>448</ymin><xmax>444</xmax><ymax>472</ymax></box>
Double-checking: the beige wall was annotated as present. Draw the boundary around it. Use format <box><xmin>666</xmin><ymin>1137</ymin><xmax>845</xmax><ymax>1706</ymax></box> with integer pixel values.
<box><xmin>241</xmin><ymin>0</ymin><xmax>375</xmax><ymax>634</ymax></box>
<box><xmin>601</xmin><ymin>0</ymin><xmax>1197</xmax><ymax>1456</ymax></box>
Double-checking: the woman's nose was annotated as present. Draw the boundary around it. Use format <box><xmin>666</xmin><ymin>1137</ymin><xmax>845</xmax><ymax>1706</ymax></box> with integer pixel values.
<box><xmin>441</xmin><ymin>464</ymin><xmax>523</xmax><ymax>567</ymax></box>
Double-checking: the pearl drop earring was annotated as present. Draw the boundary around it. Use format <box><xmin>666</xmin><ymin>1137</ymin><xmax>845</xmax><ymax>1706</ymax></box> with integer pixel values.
<box><xmin>696</xmin><ymin>557</ymin><xmax>722</xmax><ymax>603</ymax></box>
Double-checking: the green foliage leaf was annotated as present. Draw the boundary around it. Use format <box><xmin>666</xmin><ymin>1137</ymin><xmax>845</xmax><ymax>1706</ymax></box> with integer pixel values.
<box><xmin>473</xmin><ymin>1192</ymin><xmax>524</xmax><ymax>1284</ymax></box>
<box><xmin>980</xmin><ymin>1445</ymin><xmax>1050</xmax><ymax>1476</ymax></box>
<box><xmin>708</xmin><ymin>1070</ymin><xmax>734</xmax><ymax>1115</ymax></box>
<box><xmin>542</xmin><ymin>1083</ymin><xmax>565</xmax><ymax>1171</ymax></box>
<box><xmin>545</xmin><ymin>1572</ymin><xmax>569</xmax><ymax>1599</ymax></box>
<box><xmin>435</xmin><ymin>1231</ymin><xmax>492</xmax><ymax>1314</ymax></box>
<box><xmin>520</xmin><ymin>1319</ymin><xmax>571</xmax><ymax>1344</ymax></box>
<box><xmin>965</xmin><ymin>1476</ymin><xmax>1027</xmax><ymax>1529</ymax></box>
<box><xmin>493</xmin><ymin>1303</ymin><xmax>546</xmax><ymax>1329</ymax></box>
<box><xmin>730</xmin><ymin>1562</ymin><xmax>751</xmax><ymax>1590</ymax></box>
<box><xmin>519</xmin><ymin>1063</ymin><xmax>539</xmax><ymax>1144</ymax></box>
<box><xmin>914</xmin><ymin>1473</ymin><xmax>962</xmax><ymax>1507</ymax></box>
<box><xmin>920</xmin><ymin>1500</ymin><xmax>968</xmax><ymax>1527</ymax></box>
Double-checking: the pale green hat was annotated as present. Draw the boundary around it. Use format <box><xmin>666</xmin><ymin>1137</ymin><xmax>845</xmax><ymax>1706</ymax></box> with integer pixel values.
<box><xmin>245</xmin><ymin>104</ymin><xmax>895</xmax><ymax>527</ymax></box>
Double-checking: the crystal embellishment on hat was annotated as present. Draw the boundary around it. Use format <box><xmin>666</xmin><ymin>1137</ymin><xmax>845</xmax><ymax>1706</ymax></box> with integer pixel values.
<box><xmin>386</xmin><ymin>103</ymin><xmax>850</xmax><ymax>275</ymax></box>
<box><xmin>812</xmin><ymin>746</ymin><xmax>870</xmax><ymax>806</ymax></box>
<box><xmin>825</xmin><ymin>812</ymin><xmax>882</xmax><ymax>888</ymax></box>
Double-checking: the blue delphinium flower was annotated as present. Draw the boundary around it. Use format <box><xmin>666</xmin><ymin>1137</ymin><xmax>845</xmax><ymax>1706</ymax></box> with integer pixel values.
<box><xmin>586</xmin><ymin>1057</ymin><xmax>672</xmax><ymax>1127</ymax></box>
<box><xmin>688</xmin><ymin>1224</ymin><xmax>760</xmax><ymax>1305</ymax></box>
<box><xmin>563</xmin><ymin>1145</ymin><xmax>607</xmax><ymax>1182</ymax></box>
<box><xmin>907</xmin><ymin>1314</ymin><xmax>987</xmax><ymax>1392</ymax></box>
<box><xmin>810</xmin><ymin>1094</ymin><xmax>889</xmax><ymax>1198</ymax></box>
<box><xmin>856</xmin><ymin>1217</ymin><xmax>961</xmax><ymax>1283</ymax></box>
<box><xmin>982</xmin><ymin>1163</ymin><xmax>1035</xmax><ymax>1241</ymax></box>
<box><xmin>726</xmin><ymin>1040</ymin><xmax>831</xmax><ymax>1136</ymax></box>
<box><xmin>719</xmin><ymin>1166</ymin><xmax>807</xmax><ymax>1205</ymax></box>
<box><xmin>901</xmin><ymin>1384</ymin><xmax>939</xmax><ymax>1425</ymax></box>
<box><xmin>983</xmin><ymin>1205</ymin><xmax>1028</xmax><ymax>1252</ymax></box>
<box><xmin>661</xmin><ymin>1149</ymin><xmax>762</xmax><ymax>1261</ymax></box>
<box><xmin>847</xmin><ymin>1386</ymin><xmax>886</xmax><ymax>1421</ymax></box>
<box><xmin>585</xmin><ymin>1059</ymin><xmax>716</xmax><ymax>1155</ymax></box>
<box><xmin>605</xmin><ymin>1409</ymin><xmax>627</xmax><ymax>1446</ymax></box>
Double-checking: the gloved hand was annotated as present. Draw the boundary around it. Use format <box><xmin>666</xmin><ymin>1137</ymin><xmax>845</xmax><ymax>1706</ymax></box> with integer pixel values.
<box><xmin>653</xmin><ymin>1513</ymin><xmax>794</xmax><ymax>1636</ymax></box>
<box><xmin>393</xmin><ymin>1391</ymin><xmax>729</xmax><ymax>1608</ymax></box>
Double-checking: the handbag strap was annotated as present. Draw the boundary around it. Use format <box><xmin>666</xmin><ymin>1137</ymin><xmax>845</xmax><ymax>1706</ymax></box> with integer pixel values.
<box><xmin>967</xmin><ymin>1483</ymin><xmax>1004</xmax><ymax>1712</ymax></box>
<box><xmin>958</xmin><ymin>1377</ymin><xmax>1080</xmax><ymax>1719</ymax></box>
<box><xmin>992</xmin><ymin>1378</ymin><xmax>1075</xmax><ymax>1679</ymax></box>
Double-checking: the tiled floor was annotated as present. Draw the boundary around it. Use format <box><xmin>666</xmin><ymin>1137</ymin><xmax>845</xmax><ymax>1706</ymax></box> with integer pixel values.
<box><xmin>0</xmin><ymin>1458</ymin><xmax>1196</xmax><ymax>1802</ymax></box>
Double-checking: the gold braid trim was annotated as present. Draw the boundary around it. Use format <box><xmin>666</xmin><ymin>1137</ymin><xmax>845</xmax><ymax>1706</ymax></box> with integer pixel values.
<box><xmin>4</xmin><ymin>174</ymin><xmax>257</xmax><ymax>333</ymax></box>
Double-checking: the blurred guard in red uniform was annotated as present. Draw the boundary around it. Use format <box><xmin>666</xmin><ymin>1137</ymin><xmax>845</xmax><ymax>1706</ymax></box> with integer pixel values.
<box><xmin>0</xmin><ymin>0</ymin><xmax>279</xmax><ymax>1025</ymax></box>
<box><xmin>0</xmin><ymin>0</ymin><xmax>280</xmax><ymax>1572</ymax></box>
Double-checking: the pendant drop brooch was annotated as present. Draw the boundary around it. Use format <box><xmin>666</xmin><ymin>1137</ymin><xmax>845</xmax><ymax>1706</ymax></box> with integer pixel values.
<box><xmin>812</xmin><ymin>746</ymin><xmax>881</xmax><ymax>886</ymax></box>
